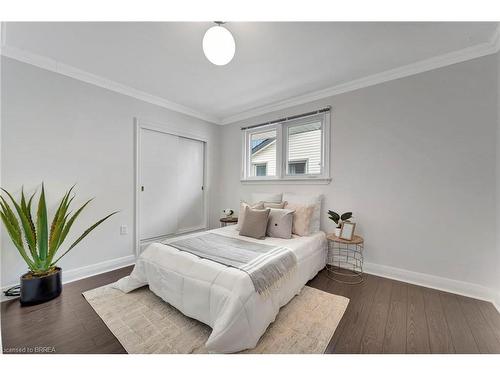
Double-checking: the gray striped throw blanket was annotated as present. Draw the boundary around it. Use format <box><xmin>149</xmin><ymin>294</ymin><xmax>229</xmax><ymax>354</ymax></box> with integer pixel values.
<box><xmin>166</xmin><ymin>233</ymin><xmax>297</xmax><ymax>295</ymax></box>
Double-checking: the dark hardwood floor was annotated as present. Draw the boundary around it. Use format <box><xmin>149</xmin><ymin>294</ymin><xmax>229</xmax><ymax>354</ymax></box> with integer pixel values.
<box><xmin>2</xmin><ymin>266</ymin><xmax>500</xmax><ymax>354</ymax></box>
<box><xmin>1</xmin><ymin>266</ymin><xmax>133</xmax><ymax>354</ymax></box>
<box><xmin>308</xmin><ymin>271</ymin><xmax>500</xmax><ymax>354</ymax></box>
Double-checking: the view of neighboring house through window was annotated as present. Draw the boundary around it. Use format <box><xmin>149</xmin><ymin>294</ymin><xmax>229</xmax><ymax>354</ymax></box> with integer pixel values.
<box><xmin>243</xmin><ymin>111</ymin><xmax>330</xmax><ymax>181</ymax></box>
<box><xmin>250</xmin><ymin>130</ymin><xmax>276</xmax><ymax>177</ymax></box>
<box><xmin>286</xmin><ymin>121</ymin><xmax>322</xmax><ymax>175</ymax></box>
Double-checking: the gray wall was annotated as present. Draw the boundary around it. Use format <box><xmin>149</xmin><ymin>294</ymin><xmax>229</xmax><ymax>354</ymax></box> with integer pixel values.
<box><xmin>1</xmin><ymin>57</ymin><xmax>222</xmax><ymax>287</ymax></box>
<box><xmin>2</xmin><ymin>53</ymin><xmax>499</xmax><ymax>300</ymax></box>
<box><xmin>497</xmin><ymin>51</ymin><xmax>500</xmax><ymax>307</ymax></box>
<box><xmin>218</xmin><ymin>55</ymin><xmax>498</xmax><ymax>292</ymax></box>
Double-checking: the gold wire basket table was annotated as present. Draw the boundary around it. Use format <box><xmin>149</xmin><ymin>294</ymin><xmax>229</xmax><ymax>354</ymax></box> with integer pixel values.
<box><xmin>326</xmin><ymin>234</ymin><xmax>364</xmax><ymax>284</ymax></box>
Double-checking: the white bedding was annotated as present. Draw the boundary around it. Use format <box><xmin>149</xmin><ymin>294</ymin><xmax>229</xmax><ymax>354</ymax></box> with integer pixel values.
<box><xmin>114</xmin><ymin>226</ymin><xmax>327</xmax><ymax>353</ymax></box>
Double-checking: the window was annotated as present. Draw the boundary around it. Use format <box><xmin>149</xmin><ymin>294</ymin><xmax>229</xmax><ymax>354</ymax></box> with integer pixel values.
<box><xmin>247</xmin><ymin>128</ymin><xmax>277</xmax><ymax>178</ymax></box>
<box><xmin>288</xmin><ymin>160</ymin><xmax>307</xmax><ymax>175</ymax></box>
<box><xmin>242</xmin><ymin>111</ymin><xmax>330</xmax><ymax>182</ymax></box>
<box><xmin>253</xmin><ymin>163</ymin><xmax>267</xmax><ymax>176</ymax></box>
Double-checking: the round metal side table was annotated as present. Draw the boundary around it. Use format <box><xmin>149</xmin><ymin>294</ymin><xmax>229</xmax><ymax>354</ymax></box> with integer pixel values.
<box><xmin>220</xmin><ymin>216</ymin><xmax>238</xmax><ymax>227</ymax></box>
<box><xmin>326</xmin><ymin>234</ymin><xmax>364</xmax><ymax>284</ymax></box>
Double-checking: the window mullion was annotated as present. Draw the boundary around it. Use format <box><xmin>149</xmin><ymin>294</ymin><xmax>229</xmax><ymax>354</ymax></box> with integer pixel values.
<box><xmin>276</xmin><ymin>123</ymin><xmax>284</xmax><ymax>179</ymax></box>
<box><xmin>283</xmin><ymin>123</ymin><xmax>287</xmax><ymax>178</ymax></box>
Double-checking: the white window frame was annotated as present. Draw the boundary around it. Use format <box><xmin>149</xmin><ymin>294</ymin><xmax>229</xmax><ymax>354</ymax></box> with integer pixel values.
<box><xmin>241</xmin><ymin>112</ymin><xmax>331</xmax><ymax>184</ymax></box>
<box><xmin>242</xmin><ymin>123</ymin><xmax>282</xmax><ymax>181</ymax></box>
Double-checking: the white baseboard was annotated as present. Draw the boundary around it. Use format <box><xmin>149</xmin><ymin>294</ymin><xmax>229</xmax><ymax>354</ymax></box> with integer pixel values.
<box><xmin>3</xmin><ymin>254</ymin><xmax>498</xmax><ymax>314</ymax></box>
<box><xmin>61</xmin><ymin>254</ymin><xmax>136</xmax><ymax>284</ymax></box>
<box><xmin>364</xmin><ymin>262</ymin><xmax>500</xmax><ymax>313</ymax></box>
<box><xmin>1</xmin><ymin>254</ymin><xmax>136</xmax><ymax>302</ymax></box>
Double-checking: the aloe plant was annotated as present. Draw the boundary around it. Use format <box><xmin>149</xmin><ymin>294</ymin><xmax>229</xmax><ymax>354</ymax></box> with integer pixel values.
<box><xmin>0</xmin><ymin>184</ymin><xmax>117</xmax><ymax>276</ymax></box>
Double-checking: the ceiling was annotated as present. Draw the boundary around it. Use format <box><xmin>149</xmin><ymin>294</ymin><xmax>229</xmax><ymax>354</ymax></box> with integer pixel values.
<box><xmin>3</xmin><ymin>22</ymin><xmax>498</xmax><ymax>123</ymax></box>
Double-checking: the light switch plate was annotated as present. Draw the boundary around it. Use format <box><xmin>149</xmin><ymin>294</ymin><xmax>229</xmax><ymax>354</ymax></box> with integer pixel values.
<box><xmin>120</xmin><ymin>225</ymin><xmax>128</xmax><ymax>235</ymax></box>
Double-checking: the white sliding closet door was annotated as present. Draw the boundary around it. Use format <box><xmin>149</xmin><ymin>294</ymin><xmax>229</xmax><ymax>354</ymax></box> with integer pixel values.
<box><xmin>139</xmin><ymin>127</ymin><xmax>205</xmax><ymax>242</ymax></box>
<box><xmin>140</xmin><ymin>128</ymin><xmax>179</xmax><ymax>240</ymax></box>
<box><xmin>177</xmin><ymin>137</ymin><xmax>205</xmax><ymax>232</ymax></box>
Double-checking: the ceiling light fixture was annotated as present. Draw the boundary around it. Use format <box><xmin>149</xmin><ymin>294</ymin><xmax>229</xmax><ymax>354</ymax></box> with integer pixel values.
<box><xmin>202</xmin><ymin>21</ymin><xmax>235</xmax><ymax>66</ymax></box>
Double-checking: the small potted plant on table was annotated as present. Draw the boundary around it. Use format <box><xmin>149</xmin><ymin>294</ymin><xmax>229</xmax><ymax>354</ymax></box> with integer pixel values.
<box><xmin>0</xmin><ymin>184</ymin><xmax>117</xmax><ymax>306</ymax></box>
<box><xmin>327</xmin><ymin>210</ymin><xmax>353</xmax><ymax>237</ymax></box>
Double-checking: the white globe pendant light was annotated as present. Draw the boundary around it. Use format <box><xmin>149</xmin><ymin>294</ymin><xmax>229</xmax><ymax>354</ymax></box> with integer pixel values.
<box><xmin>203</xmin><ymin>22</ymin><xmax>235</xmax><ymax>66</ymax></box>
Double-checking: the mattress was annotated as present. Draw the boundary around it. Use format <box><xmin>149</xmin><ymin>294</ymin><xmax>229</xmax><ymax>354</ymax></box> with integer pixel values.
<box><xmin>114</xmin><ymin>226</ymin><xmax>327</xmax><ymax>353</ymax></box>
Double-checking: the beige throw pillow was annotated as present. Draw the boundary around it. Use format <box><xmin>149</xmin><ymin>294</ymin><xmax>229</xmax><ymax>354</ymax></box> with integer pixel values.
<box><xmin>239</xmin><ymin>206</ymin><xmax>271</xmax><ymax>240</ymax></box>
<box><xmin>263</xmin><ymin>202</ymin><xmax>286</xmax><ymax>209</ymax></box>
<box><xmin>251</xmin><ymin>193</ymin><xmax>282</xmax><ymax>204</ymax></box>
<box><xmin>283</xmin><ymin>193</ymin><xmax>322</xmax><ymax>233</ymax></box>
<box><xmin>285</xmin><ymin>202</ymin><xmax>315</xmax><ymax>236</ymax></box>
<box><xmin>237</xmin><ymin>201</ymin><xmax>264</xmax><ymax>230</ymax></box>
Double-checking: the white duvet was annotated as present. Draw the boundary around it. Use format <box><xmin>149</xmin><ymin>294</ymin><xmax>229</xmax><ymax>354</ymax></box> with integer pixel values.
<box><xmin>114</xmin><ymin>226</ymin><xmax>327</xmax><ymax>353</ymax></box>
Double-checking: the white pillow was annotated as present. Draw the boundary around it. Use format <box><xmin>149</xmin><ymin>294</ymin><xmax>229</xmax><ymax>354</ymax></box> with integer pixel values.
<box><xmin>266</xmin><ymin>208</ymin><xmax>294</xmax><ymax>239</ymax></box>
<box><xmin>251</xmin><ymin>192</ymin><xmax>283</xmax><ymax>204</ymax></box>
<box><xmin>282</xmin><ymin>193</ymin><xmax>322</xmax><ymax>233</ymax></box>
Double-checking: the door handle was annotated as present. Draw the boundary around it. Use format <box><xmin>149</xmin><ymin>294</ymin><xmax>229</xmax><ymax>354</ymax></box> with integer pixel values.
<box><xmin>141</xmin><ymin>186</ymin><xmax>144</xmax><ymax>192</ymax></box>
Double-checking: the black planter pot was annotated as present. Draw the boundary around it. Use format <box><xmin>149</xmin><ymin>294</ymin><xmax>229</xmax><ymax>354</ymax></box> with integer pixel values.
<box><xmin>20</xmin><ymin>267</ymin><xmax>62</xmax><ymax>306</ymax></box>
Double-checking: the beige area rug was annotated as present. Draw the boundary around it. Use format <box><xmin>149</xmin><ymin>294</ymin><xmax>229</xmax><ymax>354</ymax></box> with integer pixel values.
<box><xmin>83</xmin><ymin>284</ymin><xmax>349</xmax><ymax>354</ymax></box>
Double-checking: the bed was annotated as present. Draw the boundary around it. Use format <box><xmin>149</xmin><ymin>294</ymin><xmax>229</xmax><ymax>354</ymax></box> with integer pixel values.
<box><xmin>114</xmin><ymin>225</ymin><xmax>327</xmax><ymax>353</ymax></box>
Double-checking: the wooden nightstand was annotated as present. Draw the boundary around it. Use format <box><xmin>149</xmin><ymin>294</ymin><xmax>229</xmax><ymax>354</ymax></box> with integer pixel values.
<box><xmin>326</xmin><ymin>234</ymin><xmax>364</xmax><ymax>284</ymax></box>
<box><xmin>220</xmin><ymin>217</ymin><xmax>238</xmax><ymax>227</ymax></box>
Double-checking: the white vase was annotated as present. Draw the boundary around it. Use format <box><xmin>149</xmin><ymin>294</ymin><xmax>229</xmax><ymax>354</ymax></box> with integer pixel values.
<box><xmin>334</xmin><ymin>227</ymin><xmax>341</xmax><ymax>237</ymax></box>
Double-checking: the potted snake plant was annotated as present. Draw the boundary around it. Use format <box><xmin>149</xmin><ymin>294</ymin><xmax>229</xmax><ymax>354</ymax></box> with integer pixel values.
<box><xmin>0</xmin><ymin>184</ymin><xmax>117</xmax><ymax>306</ymax></box>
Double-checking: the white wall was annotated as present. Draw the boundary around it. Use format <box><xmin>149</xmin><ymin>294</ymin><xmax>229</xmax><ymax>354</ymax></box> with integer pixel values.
<box><xmin>1</xmin><ymin>57</ymin><xmax>222</xmax><ymax>287</ymax></box>
<box><xmin>218</xmin><ymin>55</ymin><xmax>499</xmax><ymax>298</ymax></box>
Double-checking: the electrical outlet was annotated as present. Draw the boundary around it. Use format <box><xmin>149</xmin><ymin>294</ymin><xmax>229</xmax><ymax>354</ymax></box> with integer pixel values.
<box><xmin>120</xmin><ymin>225</ymin><xmax>128</xmax><ymax>235</ymax></box>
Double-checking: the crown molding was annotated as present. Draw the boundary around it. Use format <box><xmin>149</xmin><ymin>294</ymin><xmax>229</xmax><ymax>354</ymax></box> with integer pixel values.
<box><xmin>1</xmin><ymin>24</ymin><xmax>499</xmax><ymax>127</ymax></box>
<box><xmin>0</xmin><ymin>44</ymin><xmax>220</xmax><ymax>124</ymax></box>
<box><xmin>219</xmin><ymin>26</ymin><xmax>500</xmax><ymax>125</ymax></box>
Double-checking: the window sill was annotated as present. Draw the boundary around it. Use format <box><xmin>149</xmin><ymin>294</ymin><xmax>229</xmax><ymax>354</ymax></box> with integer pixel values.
<box><xmin>240</xmin><ymin>177</ymin><xmax>332</xmax><ymax>185</ymax></box>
